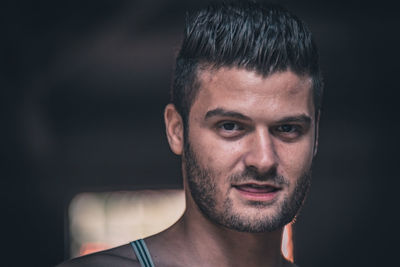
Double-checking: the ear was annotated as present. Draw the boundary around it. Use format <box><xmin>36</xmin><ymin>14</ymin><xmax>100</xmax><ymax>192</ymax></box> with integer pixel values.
<box><xmin>313</xmin><ymin>110</ymin><xmax>320</xmax><ymax>157</ymax></box>
<box><xmin>164</xmin><ymin>104</ymin><xmax>184</xmax><ymax>155</ymax></box>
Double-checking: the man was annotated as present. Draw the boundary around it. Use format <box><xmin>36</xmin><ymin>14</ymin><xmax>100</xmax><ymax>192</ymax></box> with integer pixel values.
<box><xmin>58</xmin><ymin>1</ymin><xmax>322</xmax><ymax>266</ymax></box>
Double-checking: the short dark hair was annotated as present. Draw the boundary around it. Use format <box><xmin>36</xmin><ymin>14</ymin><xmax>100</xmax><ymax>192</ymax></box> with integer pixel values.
<box><xmin>171</xmin><ymin>1</ymin><xmax>323</xmax><ymax>126</ymax></box>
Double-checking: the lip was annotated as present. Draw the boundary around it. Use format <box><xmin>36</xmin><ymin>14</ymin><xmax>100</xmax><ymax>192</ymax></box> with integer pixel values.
<box><xmin>232</xmin><ymin>183</ymin><xmax>282</xmax><ymax>202</ymax></box>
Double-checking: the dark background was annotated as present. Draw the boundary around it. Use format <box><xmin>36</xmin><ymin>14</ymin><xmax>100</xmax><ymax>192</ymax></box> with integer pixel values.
<box><xmin>3</xmin><ymin>0</ymin><xmax>399</xmax><ymax>266</ymax></box>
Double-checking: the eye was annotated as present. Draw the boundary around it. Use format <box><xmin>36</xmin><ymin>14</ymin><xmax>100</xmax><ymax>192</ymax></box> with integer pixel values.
<box><xmin>221</xmin><ymin>122</ymin><xmax>239</xmax><ymax>131</ymax></box>
<box><xmin>274</xmin><ymin>124</ymin><xmax>303</xmax><ymax>140</ymax></box>
<box><xmin>277</xmin><ymin>124</ymin><xmax>297</xmax><ymax>133</ymax></box>
<box><xmin>216</xmin><ymin>121</ymin><xmax>245</xmax><ymax>138</ymax></box>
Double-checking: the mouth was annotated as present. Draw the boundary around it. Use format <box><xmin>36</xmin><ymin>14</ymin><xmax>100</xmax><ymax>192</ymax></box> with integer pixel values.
<box><xmin>232</xmin><ymin>183</ymin><xmax>282</xmax><ymax>201</ymax></box>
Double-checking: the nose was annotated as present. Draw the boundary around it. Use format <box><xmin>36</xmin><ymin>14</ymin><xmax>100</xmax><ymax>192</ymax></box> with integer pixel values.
<box><xmin>243</xmin><ymin>128</ymin><xmax>278</xmax><ymax>174</ymax></box>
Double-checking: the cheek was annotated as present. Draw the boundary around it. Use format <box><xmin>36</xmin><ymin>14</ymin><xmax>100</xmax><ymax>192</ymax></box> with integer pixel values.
<box><xmin>190</xmin><ymin>131</ymin><xmax>244</xmax><ymax>174</ymax></box>
<box><xmin>277</xmin><ymin>139</ymin><xmax>314</xmax><ymax>178</ymax></box>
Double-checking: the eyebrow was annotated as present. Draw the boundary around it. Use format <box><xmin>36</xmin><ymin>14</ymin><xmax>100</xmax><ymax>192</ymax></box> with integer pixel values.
<box><xmin>204</xmin><ymin>108</ymin><xmax>312</xmax><ymax>124</ymax></box>
<box><xmin>204</xmin><ymin>108</ymin><xmax>252</xmax><ymax>121</ymax></box>
<box><xmin>276</xmin><ymin>115</ymin><xmax>312</xmax><ymax>125</ymax></box>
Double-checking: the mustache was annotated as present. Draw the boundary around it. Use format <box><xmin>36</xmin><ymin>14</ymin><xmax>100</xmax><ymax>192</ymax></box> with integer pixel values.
<box><xmin>229</xmin><ymin>167</ymin><xmax>289</xmax><ymax>186</ymax></box>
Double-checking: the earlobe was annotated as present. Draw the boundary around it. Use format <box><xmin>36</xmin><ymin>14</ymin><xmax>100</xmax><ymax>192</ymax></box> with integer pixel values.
<box><xmin>164</xmin><ymin>104</ymin><xmax>184</xmax><ymax>155</ymax></box>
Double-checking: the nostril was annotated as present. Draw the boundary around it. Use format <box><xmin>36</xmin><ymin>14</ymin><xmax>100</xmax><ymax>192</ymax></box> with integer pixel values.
<box><xmin>243</xmin><ymin>150</ymin><xmax>278</xmax><ymax>173</ymax></box>
<box><xmin>243</xmin><ymin>165</ymin><xmax>278</xmax><ymax>181</ymax></box>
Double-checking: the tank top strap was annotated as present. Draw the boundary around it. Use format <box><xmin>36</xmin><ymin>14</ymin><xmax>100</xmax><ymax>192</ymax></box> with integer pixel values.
<box><xmin>130</xmin><ymin>239</ymin><xmax>155</xmax><ymax>267</ymax></box>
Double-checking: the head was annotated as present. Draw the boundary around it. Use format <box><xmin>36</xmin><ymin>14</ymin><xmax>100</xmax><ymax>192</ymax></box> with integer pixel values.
<box><xmin>165</xmin><ymin>1</ymin><xmax>323</xmax><ymax>233</ymax></box>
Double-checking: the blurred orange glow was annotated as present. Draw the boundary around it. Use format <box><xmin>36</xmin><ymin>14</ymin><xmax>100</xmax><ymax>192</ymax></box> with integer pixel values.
<box><xmin>69</xmin><ymin>190</ymin><xmax>186</xmax><ymax>258</ymax></box>
<box><xmin>282</xmin><ymin>224</ymin><xmax>294</xmax><ymax>262</ymax></box>
<box><xmin>70</xmin><ymin>191</ymin><xmax>294</xmax><ymax>261</ymax></box>
<box><xmin>79</xmin><ymin>243</ymin><xmax>110</xmax><ymax>256</ymax></box>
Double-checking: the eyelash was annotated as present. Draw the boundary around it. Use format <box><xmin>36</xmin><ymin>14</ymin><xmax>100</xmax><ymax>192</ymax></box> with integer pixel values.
<box><xmin>215</xmin><ymin>121</ymin><xmax>304</xmax><ymax>140</ymax></box>
<box><xmin>220</xmin><ymin>122</ymin><xmax>242</xmax><ymax>131</ymax></box>
<box><xmin>273</xmin><ymin>125</ymin><xmax>303</xmax><ymax>140</ymax></box>
<box><xmin>275</xmin><ymin>124</ymin><xmax>300</xmax><ymax>133</ymax></box>
<box><xmin>216</xmin><ymin>121</ymin><xmax>246</xmax><ymax>137</ymax></box>
<box><xmin>218</xmin><ymin>121</ymin><xmax>244</xmax><ymax>132</ymax></box>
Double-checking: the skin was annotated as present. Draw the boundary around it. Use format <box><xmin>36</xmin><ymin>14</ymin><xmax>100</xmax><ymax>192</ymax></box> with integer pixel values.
<box><xmin>57</xmin><ymin>68</ymin><xmax>318</xmax><ymax>267</ymax></box>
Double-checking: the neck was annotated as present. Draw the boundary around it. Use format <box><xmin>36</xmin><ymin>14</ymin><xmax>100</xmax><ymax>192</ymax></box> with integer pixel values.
<box><xmin>153</xmin><ymin>193</ymin><xmax>292</xmax><ymax>267</ymax></box>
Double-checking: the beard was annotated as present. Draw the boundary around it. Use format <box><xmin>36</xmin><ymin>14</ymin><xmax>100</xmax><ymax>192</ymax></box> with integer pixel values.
<box><xmin>184</xmin><ymin>140</ymin><xmax>312</xmax><ymax>233</ymax></box>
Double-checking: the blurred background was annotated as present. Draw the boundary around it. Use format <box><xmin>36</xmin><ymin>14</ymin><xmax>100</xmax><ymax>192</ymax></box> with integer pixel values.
<box><xmin>3</xmin><ymin>0</ymin><xmax>399</xmax><ymax>266</ymax></box>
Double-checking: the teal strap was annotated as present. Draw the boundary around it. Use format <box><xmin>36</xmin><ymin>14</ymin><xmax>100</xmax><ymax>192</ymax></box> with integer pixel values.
<box><xmin>130</xmin><ymin>239</ymin><xmax>155</xmax><ymax>267</ymax></box>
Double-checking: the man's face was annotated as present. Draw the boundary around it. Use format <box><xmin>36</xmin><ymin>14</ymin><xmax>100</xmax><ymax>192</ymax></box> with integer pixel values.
<box><xmin>183</xmin><ymin>67</ymin><xmax>317</xmax><ymax>232</ymax></box>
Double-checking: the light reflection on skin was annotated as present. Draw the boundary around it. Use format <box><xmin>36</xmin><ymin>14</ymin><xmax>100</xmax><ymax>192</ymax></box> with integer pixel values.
<box><xmin>282</xmin><ymin>224</ymin><xmax>294</xmax><ymax>262</ymax></box>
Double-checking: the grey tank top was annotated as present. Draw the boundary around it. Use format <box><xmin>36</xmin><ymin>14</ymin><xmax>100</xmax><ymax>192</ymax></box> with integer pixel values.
<box><xmin>130</xmin><ymin>239</ymin><xmax>155</xmax><ymax>267</ymax></box>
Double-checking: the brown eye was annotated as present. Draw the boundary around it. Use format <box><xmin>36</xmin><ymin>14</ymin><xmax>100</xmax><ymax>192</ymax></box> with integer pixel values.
<box><xmin>221</xmin><ymin>122</ymin><xmax>238</xmax><ymax>131</ymax></box>
<box><xmin>216</xmin><ymin>121</ymin><xmax>246</xmax><ymax>138</ymax></box>
<box><xmin>278</xmin><ymin>124</ymin><xmax>296</xmax><ymax>133</ymax></box>
<box><xmin>273</xmin><ymin>124</ymin><xmax>303</xmax><ymax>141</ymax></box>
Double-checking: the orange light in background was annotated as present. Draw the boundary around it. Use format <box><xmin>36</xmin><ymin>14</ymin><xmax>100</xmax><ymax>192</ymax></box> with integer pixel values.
<box><xmin>282</xmin><ymin>223</ymin><xmax>294</xmax><ymax>262</ymax></box>
<box><xmin>79</xmin><ymin>243</ymin><xmax>111</xmax><ymax>256</ymax></box>
<box><xmin>69</xmin><ymin>190</ymin><xmax>186</xmax><ymax>258</ymax></box>
<box><xmin>69</xmin><ymin>190</ymin><xmax>294</xmax><ymax>260</ymax></box>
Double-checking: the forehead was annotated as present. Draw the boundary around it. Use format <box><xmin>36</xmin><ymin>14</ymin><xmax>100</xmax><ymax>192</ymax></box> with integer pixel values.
<box><xmin>191</xmin><ymin>67</ymin><xmax>314</xmax><ymax>120</ymax></box>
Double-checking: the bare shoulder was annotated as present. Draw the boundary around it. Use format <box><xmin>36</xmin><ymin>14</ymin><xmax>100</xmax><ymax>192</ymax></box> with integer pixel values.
<box><xmin>55</xmin><ymin>244</ymin><xmax>140</xmax><ymax>267</ymax></box>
